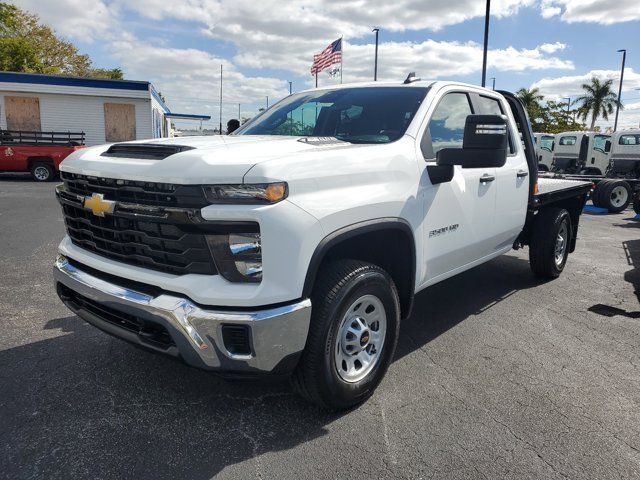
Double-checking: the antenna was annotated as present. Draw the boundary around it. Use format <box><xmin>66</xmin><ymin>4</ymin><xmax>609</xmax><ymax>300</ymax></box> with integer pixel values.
<box><xmin>403</xmin><ymin>72</ymin><xmax>421</xmax><ymax>84</ymax></box>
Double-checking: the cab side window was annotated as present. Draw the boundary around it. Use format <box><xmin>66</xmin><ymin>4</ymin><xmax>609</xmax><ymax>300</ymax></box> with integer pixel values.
<box><xmin>422</xmin><ymin>92</ymin><xmax>473</xmax><ymax>159</ymax></box>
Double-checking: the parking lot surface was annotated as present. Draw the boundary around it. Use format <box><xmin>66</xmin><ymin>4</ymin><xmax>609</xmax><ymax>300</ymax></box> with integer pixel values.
<box><xmin>1</xmin><ymin>175</ymin><xmax>639</xmax><ymax>480</ymax></box>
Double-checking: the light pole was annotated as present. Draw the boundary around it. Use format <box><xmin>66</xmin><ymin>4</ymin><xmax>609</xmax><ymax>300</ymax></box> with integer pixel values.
<box><xmin>266</xmin><ymin>96</ymin><xmax>269</xmax><ymax>109</ymax></box>
<box><xmin>613</xmin><ymin>49</ymin><xmax>626</xmax><ymax>132</ymax></box>
<box><xmin>372</xmin><ymin>27</ymin><xmax>380</xmax><ymax>81</ymax></box>
<box><xmin>490</xmin><ymin>77</ymin><xmax>495</xmax><ymax>90</ymax></box>
<box><xmin>481</xmin><ymin>0</ymin><xmax>491</xmax><ymax>87</ymax></box>
<box><xmin>219</xmin><ymin>64</ymin><xmax>223</xmax><ymax>134</ymax></box>
<box><xmin>238</xmin><ymin>103</ymin><xmax>241</xmax><ymax>120</ymax></box>
<box><xmin>562</xmin><ymin>97</ymin><xmax>571</xmax><ymax>122</ymax></box>
<box><xmin>288</xmin><ymin>81</ymin><xmax>292</xmax><ymax>94</ymax></box>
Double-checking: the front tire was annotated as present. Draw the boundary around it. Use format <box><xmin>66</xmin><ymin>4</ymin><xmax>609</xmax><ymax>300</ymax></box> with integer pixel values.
<box><xmin>292</xmin><ymin>260</ymin><xmax>400</xmax><ymax>410</ymax></box>
<box><xmin>529</xmin><ymin>208</ymin><xmax>572</xmax><ymax>279</ymax></box>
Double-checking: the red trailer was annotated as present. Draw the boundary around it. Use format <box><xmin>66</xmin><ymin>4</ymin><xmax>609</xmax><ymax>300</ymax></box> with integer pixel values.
<box><xmin>0</xmin><ymin>130</ymin><xmax>85</xmax><ymax>182</ymax></box>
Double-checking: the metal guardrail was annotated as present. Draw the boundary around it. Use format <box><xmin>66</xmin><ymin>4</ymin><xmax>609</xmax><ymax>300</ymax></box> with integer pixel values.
<box><xmin>0</xmin><ymin>130</ymin><xmax>85</xmax><ymax>146</ymax></box>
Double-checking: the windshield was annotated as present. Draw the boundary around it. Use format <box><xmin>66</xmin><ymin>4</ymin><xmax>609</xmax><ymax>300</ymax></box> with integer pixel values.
<box><xmin>540</xmin><ymin>135</ymin><xmax>554</xmax><ymax>150</ymax></box>
<box><xmin>236</xmin><ymin>87</ymin><xmax>429</xmax><ymax>144</ymax></box>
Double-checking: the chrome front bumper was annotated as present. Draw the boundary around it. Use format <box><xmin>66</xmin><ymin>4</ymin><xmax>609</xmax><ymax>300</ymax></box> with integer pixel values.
<box><xmin>53</xmin><ymin>255</ymin><xmax>312</xmax><ymax>374</ymax></box>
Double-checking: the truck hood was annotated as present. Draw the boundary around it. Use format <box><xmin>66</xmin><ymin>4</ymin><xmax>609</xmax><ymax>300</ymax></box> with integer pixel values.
<box><xmin>60</xmin><ymin>135</ymin><xmax>359</xmax><ymax>184</ymax></box>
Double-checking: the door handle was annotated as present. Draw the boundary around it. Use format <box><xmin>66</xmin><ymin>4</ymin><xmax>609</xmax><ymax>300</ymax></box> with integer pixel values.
<box><xmin>480</xmin><ymin>174</ymin><xmax>495</xmax><ymax>183</ymax></box>
<box><xmin>516</xmin><ymin>170</ymin><xmax>529</xmax><ymax>178</ymax></box>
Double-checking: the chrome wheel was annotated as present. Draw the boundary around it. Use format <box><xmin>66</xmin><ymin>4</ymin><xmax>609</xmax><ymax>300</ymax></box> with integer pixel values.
<box><xmin>554</xmin><ymin>221</ymin><xmax>568</xmax><ymax>267</ymax></box>
<box><xmin>33</xmin><ymin>166</ymin><xmax>50</xmax><ymax>181</ymax></box>
<box><xmin>335</xmin><ymin>294</ymin><xmax>387</xmax><ymax>383</ymax></box>
<box><xmin>610</xmin><ymin>186</ymin><xmax>628</xmax><ymax>208</ymax></box>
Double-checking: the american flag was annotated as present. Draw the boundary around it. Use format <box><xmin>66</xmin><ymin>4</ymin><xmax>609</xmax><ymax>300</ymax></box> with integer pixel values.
<box><xmin>311</xmin><ymin>38</ymin><xmax>342</xmax><ymax>76</ymax></box>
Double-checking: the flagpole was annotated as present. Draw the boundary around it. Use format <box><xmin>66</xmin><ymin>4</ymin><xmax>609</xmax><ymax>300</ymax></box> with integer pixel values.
<box><xmin>340</xmin><ymin>36</ymin><xmax>343</xmax><ymax>84</ymax></box>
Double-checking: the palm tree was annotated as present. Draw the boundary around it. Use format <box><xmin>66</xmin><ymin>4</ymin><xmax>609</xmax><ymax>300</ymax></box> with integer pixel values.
<box><xmin>574</xmin><ymin>78</ymin><xmax>621</xmax><ymax>130</ymax></box>
<box><xmin>516</xmin><ymin>87</ymin><xmax>544</xmax><ymax>110</ymax></box>
<box><xmin>516</xmin><ymin>88</ymin><xmax>544</xmax><ymax>122</ymax></box>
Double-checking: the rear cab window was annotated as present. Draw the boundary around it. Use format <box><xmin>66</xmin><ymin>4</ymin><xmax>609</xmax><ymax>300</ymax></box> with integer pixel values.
<box><xmin>619</xmin><ymin>134</ymin><xmax>640</xmax><ymax>145</ymax></box>
<box><xmin>559</xmin><ymin>136</ymin><xmax>577</xmax><ymax>146</ymax></box>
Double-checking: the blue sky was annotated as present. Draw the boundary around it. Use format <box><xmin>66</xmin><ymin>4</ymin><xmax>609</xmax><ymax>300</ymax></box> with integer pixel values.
<box><xmin>15</xmin><ymin>0</ymin><xmax>640</xmax><ymax>130</ymax></box>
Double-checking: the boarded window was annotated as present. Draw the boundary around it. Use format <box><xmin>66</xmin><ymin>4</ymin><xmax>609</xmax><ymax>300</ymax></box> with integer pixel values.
<box><xmin>5</xmin><ymin>96</ymin><xmax>41</xmax><ymax>131</ymax></box>
<box><xmin>104</xmin><ymin>103</ymin><xmax>136</xmax><ymax>142</ymax></box>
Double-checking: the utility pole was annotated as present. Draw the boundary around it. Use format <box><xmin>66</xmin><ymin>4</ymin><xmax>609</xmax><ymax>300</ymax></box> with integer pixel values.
<box><xmin>372</xmin><ymin>27</ymin><xmax>380</xmax><ymax>81</ymax></box>
<box><xmin>490</xmin><ymin>77</ymin><xmax>495</xmax><ymax>90</ymax></box>
<box><xmin>481</xmin><ymin>0</ymin><xmax>491</xmax><ymax>87</ymax></box>
<box><xmin>288</xmin><ymin>81</ymin><xmax>293</xmax><ymax>94</ymax></box>
<box><xmin>266</xmin><ymin>96</ymin><xmax>269</xmax><ymax>109</ymax></box>
<box><xmin>613</xmin><ymin>49</ymin><xmax>626</xmax><ymax>132</ymax></box>
<box><xmin>219</xmin><ymin>64</ymin><xmax>223</xmax><ymax>135</ymax></box>
<box><xmin>238</xmin><ymin>103</ymin><xmax>241</xmax><ymax>120</ymax></box>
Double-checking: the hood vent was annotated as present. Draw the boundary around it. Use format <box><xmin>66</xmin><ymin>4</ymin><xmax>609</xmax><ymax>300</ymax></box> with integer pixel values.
<box><xmin>101</xmin><ymin>143</ymin><xmax>195</xmax><ymax>160</ymax></box>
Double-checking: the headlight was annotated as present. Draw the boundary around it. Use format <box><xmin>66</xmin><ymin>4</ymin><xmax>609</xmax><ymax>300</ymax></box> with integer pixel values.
<box><xmin>207</xmin><ymin>229</ymin><xmax>262</xmax><ymax>283</ymax></box>
<box><xmin>203</xmin><ymin>183</ymin><xmax>287</xmax><ymax>204</ymax></box>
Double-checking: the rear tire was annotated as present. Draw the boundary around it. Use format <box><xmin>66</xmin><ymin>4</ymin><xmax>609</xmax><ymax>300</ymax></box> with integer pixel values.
<box><xmin>591</xmin><ymin>180</ymin><xmax>610</xmax><ymax>207</ymax></box>
<box><xmin>30</xmin><ymin>162</ymin><xmax>54</xmax><ymax>182</ymax></box>
<box><xmin>600</xmin><ymin>180</ymin><xmax>632</xmax><ymax>213</ymax></box>
<box><xmin>529</xmin><ymin>208</ymin><xmax>572</xmax><ymax>279</ymax></box>
<box><xmin>291</xmin><ymin>260</ymin><xmax>400</xmax><ymax>410</ymax></box>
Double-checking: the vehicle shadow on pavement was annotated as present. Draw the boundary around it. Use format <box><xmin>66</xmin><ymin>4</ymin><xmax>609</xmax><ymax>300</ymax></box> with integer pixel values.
<box><xmin>0</xmin><ymin>315</ymin><xmax>341</xmax><ymax>479</ymax></box>
<box><xmin>397</xmin><ymin>254</ymin><xmax>543</xmax><ymax>360</ymax></box>
<box><xmin>1</xmin><ymin>255</ymin><xmax>542</xmax><ymax>480</ymax></box>
<box><xmin>624</xmin><ymin>239</ymin><xmax>640</xmax><ymax>305</ymax></box>
<box><xmin>587</xmin><ymin>239</ymin><xmax>640</xmax><ymax>319</ymax></box>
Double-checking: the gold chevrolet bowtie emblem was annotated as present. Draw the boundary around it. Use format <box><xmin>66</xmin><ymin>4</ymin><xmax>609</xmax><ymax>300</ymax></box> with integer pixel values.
<box><xmin>83</xmin><ymin>193</ymin><xmax>115</xmax><ymax>217</ymax></box>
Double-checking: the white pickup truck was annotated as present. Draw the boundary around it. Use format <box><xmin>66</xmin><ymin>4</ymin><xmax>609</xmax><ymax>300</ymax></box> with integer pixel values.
<box><xmin>53</xmin><ymin>80</ymin><xmax>591</xmax><ymax>409</ymax></box>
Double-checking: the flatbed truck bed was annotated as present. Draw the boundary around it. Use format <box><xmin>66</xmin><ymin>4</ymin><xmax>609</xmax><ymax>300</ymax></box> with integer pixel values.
<box><xmin>533</xmin><ymin>178</ymin><xmax>593</xmax><ymax>209</ymax></box>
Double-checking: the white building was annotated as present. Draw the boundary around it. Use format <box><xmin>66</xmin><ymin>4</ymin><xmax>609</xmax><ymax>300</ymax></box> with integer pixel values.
<box><xmin>0</xmin><ymin>72</ymin><xmax>210</xmax><ymax>146</ymax></box>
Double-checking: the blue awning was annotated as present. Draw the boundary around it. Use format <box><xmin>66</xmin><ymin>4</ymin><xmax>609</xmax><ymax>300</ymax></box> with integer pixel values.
<box><xmin>165</xmin><ymin>113</ymin><xmax>211</xmax><ymax>120</ymax></box>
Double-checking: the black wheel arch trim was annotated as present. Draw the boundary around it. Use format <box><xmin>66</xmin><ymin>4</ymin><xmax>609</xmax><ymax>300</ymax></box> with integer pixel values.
<box><xmin>302</xmin><ymin>217</ymin><xmax>417</xmax><ymax>318</ymax></box>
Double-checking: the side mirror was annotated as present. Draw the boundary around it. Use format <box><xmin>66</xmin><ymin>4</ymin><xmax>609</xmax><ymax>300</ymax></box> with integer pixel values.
<box><xmin>436</xmin><ymin>115</ymin><xmax>508</xmax><ymax>169</ymax></box>
<box><xmin>605</xmin><ymin>140</ymin><xmax>611</xmax><ymax>153</ymax></box>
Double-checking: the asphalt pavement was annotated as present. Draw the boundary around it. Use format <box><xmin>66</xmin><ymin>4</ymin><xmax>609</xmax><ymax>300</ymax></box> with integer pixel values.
<box><xmin>1</xmin><ymin>173</ymin><xmax>639</xmax><ymax>479</ymax></box>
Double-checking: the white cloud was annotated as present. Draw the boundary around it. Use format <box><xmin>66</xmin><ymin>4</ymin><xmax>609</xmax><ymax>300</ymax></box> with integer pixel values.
<box><xmin>540</xmin><ymin>6</ymin><xmax>561</xmax><ymax>18</ymax></box>
<box><xmin>315</xmin><ymin>40</ymin><xmax>573</xmax><ymax>85</ymax></box>
<box><xmin>532</xmin><ymin>68</ymin><xmax>640</xmax><ymax>99</ymax></box>
<box><xmin>540</xmin><ymin>0</ymin><xmax>640</xmax><ymax>24</ymax></box>
<box><xmin>539</xmin><ymin>42</ymin><xmax>566</xmax><ymax>54</ymax></box>
<box><xmin>108</xmin><ymin>35</ymin><xmax>288</xmax><ymax>122</ymax></box>
<box><xmin>11</xmin><ymin>0</ymin><xmax>116</xmax><ymax>41</ymax></box>
<box><xmin>112</xmin><ymin>0</ymin><xmax>537</xmax><ymax>75</ymax></box>
<box><xmin>532</xmin><ymin>69</ymin><xmax>640</xmax><ymax>129</ymax></box>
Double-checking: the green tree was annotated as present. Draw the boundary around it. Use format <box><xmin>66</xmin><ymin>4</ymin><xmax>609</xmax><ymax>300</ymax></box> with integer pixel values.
<box><xmin>533</xmin><ymin>100</ymin><xmax>585</xmax><ymax>134</ymax></box>
<box><xmin>574</xmin><ymin>77</ymin><xmax>621</xmax><ymax>130</ymax></box>
<box><xmin>0</xmin><ymin>2</ymin><xmax>123</xmax><ymax>79</ymax></box>
<box><xmin>516</xmin><ymin>87</ymin><xmax>544</xmax><ymax>122</ymax></box>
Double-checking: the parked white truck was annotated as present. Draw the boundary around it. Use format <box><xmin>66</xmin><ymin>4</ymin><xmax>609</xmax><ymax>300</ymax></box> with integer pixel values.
<box><xmin>551</xmin><ymin>131</ymin><xmax>610</xmax><ymax>175</ymax></box>
<box><xmin>53</xmin><ymin>80</ymin><xmax>591</xmax><ymax>409</ymax></box>
<box><xmin>533</xmin><ymin>132</ymin><xmax>555</xmax><ymax>171</ymax></box>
